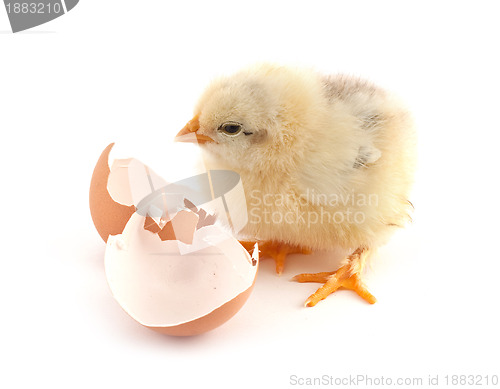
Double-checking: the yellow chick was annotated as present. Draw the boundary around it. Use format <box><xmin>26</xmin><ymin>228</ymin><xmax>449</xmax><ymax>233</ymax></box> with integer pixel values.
<box><xmin>176</xmin><ymin>64</ymin><xmax>416</xmax><ymax>307</ymax></box>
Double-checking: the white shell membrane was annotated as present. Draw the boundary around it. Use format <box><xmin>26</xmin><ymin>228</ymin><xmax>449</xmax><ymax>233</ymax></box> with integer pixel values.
<box><xmin>105</xmin><ymin>213</ymin><xmax>258</xmax><ymax>327</ymax></box>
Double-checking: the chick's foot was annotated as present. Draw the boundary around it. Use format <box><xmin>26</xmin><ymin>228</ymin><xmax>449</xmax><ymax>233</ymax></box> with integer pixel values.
<box><xmin>239</xmin><ymin>240</ymin><xmax>311</xmax><ymax>275</ymax></box>
<box><xmin>292</xmin><ymin>247</ymin><xmax>377</xmax><ymax>307</ymax></box>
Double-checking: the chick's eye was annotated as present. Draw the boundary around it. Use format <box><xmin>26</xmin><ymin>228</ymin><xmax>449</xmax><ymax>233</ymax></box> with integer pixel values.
<box><xmin>219</xmin><ymin>122</ymin><xmax>243</xmax><ymax>136</ymax></box>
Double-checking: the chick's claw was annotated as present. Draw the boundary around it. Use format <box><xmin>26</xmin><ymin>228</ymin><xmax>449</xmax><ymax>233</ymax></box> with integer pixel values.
<box><xmin>239</xmin><ymin>240</ymin><xmax>312</xmax><ymax>275</ymax></box>
<box><xmin>294</xmin><ymin>262</ymin><xmax>377</xmax><ymax>307</ymax></box>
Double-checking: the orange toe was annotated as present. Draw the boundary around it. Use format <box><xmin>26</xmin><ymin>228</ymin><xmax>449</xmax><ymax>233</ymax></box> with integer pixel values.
<box><xmin>294</xmin><ymin>264</ymin><xmax>376</xmax><ymax>307</ymax></box>
<box><xmin>239</xmin><ymin>240</ymin><xmax>312</xmax><ymax>275</ymax></box>
<box><xmin>340</xmin><ymin>273</ymin><xmax>377</xmax><ymax>304</ymax></box>
<box><xmin>291</xmin><ymin>271</ymin><xmax>334</xmax><ymax>283</ymax></box>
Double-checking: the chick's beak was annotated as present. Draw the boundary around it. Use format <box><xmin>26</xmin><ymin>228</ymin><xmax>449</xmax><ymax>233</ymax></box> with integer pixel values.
<box><xmin>175</xmin><ymin>115</ymin><xmax>214</xmax><ymax>144</ymax></box>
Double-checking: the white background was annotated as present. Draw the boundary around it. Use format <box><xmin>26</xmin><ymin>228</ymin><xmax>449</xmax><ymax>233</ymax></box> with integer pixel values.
<box><xmin>1</xmin><ymin>1</ymin><xmax>499</xmax><ymax>388</ymax></box>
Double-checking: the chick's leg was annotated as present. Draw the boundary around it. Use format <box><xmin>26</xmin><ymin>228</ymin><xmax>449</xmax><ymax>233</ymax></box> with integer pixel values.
<box><xmin>239</xmin><ymin>240</ymin><xmax>311</xmax><ymax>275</ymax></box>
<box><xmin>293</xmin><ymin>247</ymin><xmax>376</xmax><ymax>307</ymax></box>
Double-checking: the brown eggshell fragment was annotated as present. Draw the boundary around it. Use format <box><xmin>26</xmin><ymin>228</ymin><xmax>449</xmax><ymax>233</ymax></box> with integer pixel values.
<box><xmin>183</xmin><ymin>199</ymin><xmax>217</xmax><ymax>229</ymax></box>
<box><xmin>166</xmin><ymin>210</ymin><xmax>200</xmax><ymax>244</ymax></box>
<box><xmin>148</xmin><ymin>282</ymin><xmax>255</xmax><ymax>336</ymax></box>
<box><xmin>143</xmin><ymin>215</ymin><xmax>162</xmax><ymax>234</ymax></box>
<box><xmin>144</xmin><ymin>210</ymin><xmax>200</xmax><ymax>244</ymax></box>
<box><xmin>89</xmin><ymin>143</ymin><xmax>135</xmax><ymax>242</ymax></box>
<box><xmin>105</xmin><ymin>213</ymin><xmax>259</xmax><ymax>336</ymax></box>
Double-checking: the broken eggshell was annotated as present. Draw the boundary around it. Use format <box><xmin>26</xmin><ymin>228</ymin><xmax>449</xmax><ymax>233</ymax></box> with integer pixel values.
<box><xmin>106</xmin><ymin>212</ymin><xmax>258</xmax><ymax>336</ymax></box>
<box><xmin>89</xmin><ymin>143</ymin><xmax>249</xmax><ymax>243</ymax></box>
<box><xmin>89</xmin><ymin>143</ymin><xmax>258</xmax><ymax>336</ymax></box>
<box><xmin>89</xmin><ymin>143</ymin><xmax>190</xmax><ymax>242</ymax></box>
<box><xmin>89</xmin><ymin>143</ymin><xmax>136</xmax><ymax>242</ymax></box>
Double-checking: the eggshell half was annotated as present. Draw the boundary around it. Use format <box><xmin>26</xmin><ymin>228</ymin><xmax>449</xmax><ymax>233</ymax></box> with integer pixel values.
<box><xmin>90</xmin><ymin>143</ymin><xmax>249</xmax><ymax>242</ymax></box>
<box><xmin>105</xmin><ymin>212</ymin><xmax>259</xmax><ymax>336</ymax></box>
<box><xmin>89</xmin><ymin>143</ymin><xmax>135</xmax><ymax>242</ymax></box>
<box><xmin>89</xmin><ymin>143</ymin><xmax>171</xmax><ymax>242</ymax></box>
<box><xmin>90</xmin><ymin>143</ymin><xmax>257</xmax><ymax>335</ymax></box>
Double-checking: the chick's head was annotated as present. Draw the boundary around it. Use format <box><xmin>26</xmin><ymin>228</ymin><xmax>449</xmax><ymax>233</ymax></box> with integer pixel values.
<box><xmin>176</xmin><ymin>65</ymin><xmax>324</xmax><ymax>175</ymax></box>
